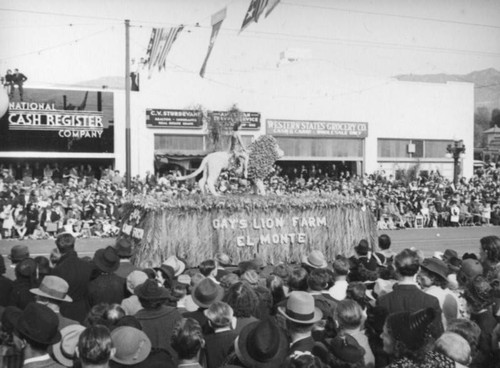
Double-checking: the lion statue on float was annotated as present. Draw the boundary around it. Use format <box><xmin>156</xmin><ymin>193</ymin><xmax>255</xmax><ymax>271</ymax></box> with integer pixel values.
<box><xmin>175</xmin><ymin>135</ymin><xmax>284</xmax><ymax>196</ymax></box>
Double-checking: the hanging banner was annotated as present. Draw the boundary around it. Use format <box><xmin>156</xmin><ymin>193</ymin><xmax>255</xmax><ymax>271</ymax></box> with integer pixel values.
<box><xmin>200</xmin><ymin>7</ymin><xmax>227</xmax><ymax>78</ymax></box>
<box><xmin>267</xmin><ymin>119</ymin><xmax>368</xmax><ymax>138</ymax></box>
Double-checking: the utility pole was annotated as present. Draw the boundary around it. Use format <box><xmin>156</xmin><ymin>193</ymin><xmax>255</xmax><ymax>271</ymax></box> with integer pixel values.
<box><xmin>125</xmin><ymin>19</ymin><xmax>131</xmax><ymax>189</ymax></box>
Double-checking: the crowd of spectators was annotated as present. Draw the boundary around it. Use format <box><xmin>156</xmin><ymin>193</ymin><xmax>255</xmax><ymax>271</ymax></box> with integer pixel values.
<box><xmin>1</xmin><ymin>233</ymin><xmax>500</xmax><ymax>367</ymax></box>
<box><xmin>1</xmin><ymin>161</ymin><xmax>499</xmax><ymax>241</ymax></box>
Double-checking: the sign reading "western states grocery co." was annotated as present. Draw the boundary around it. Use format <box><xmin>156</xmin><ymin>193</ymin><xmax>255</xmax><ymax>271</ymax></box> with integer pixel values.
<box><xmin>146</xmin><ymin>109</ymin><xmax>203</xmax><ymax>128</ymax></box>
<box><xmin>267</xmin><ymin>119</ymin><xmax>368</xmax><ymax>138</ymax></box>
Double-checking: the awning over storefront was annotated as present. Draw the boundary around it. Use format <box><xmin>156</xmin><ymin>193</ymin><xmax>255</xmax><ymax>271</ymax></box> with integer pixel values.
<box><xmin>154</xmin><ymin>149</ymin><xmax>209</xmax><ymax>162</ymax></box>
<box><xmin>154</xmin><ymin>149</ymin><xmax>209</xmax><ymax>170</ymax></box>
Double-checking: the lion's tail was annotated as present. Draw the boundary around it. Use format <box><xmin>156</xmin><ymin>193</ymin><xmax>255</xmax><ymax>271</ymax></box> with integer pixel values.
<box><xmin>175</xmin><ymin>157</ymin><xmax>207</xmax><ymax>181</ymax></box>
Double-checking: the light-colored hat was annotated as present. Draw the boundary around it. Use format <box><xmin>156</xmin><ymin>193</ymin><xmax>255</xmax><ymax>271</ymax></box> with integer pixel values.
<box><xmin>30</xmin><ymin>275</ymin><xmax>73</xmax><ymax>302</ymax></box>
<box><xmin>163</xmin><ymin>255</ymin><xmax>185</xmax><ymax>277</ymax></box>
<box><xmin>111</xmin><ymin>327</ymin><xmax>151</xmax><ymax>365</ymax></box>
<box><xmin>277</xmin><ymin>291</ymin><xmax>323</xmax><ymax>324</ymax></box>
<box><xmin>126</xmin><ymin>271</ymin><xmax>148</xmax><ymax>294</ymax></box>
<box><xmin>52</xmin><ymin>325</ymin><xmax>86</xmax><ymax>367</ymax></box>
<box><xmin>302</xmin><ymin>250</ymin><xmax>328</xmax><ymax>269</ymax></box>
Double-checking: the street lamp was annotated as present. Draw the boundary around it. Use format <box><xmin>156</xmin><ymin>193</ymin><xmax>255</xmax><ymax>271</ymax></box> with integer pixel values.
<box><xmin>446</xmin><ymin>140</ymin><xmax>465</xmax><ymax>185</ymax></box>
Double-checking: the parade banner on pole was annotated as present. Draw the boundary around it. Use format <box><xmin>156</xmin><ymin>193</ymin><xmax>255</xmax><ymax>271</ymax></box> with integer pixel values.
<box><xmin>200</xmin><ymin>7</ymin><xmax>227</xmax><ymax>78</ymax></box>
<box><xmin>240</xmin><ymin>0</ymin><xmax>260</xmax><ymax>32</ymax></box>
<box><xmin>157</xmin><ymin>26</ymin><xmax>184</xmax><ymax>71</ymax></box>
<box><xmin>265</xmin><ymin>0</ymin><xmax>280</xmax><ymax>17</ymax></box>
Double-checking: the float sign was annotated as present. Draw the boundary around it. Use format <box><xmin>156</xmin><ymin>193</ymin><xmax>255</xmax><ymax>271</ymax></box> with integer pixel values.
<box><xmin>146</xmin><ymin>109</ymin><xmax>203</xmax><ymax>128</ymax></box>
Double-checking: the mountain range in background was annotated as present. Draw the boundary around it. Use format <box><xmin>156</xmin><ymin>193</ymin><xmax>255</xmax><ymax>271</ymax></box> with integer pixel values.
<box><xmin>395</xmin><ymin>68</ymin><xmax>500</xmax><ymax>110</ymax></box>
<box><xmin>74</xmin><ymin>68</ymin><xmax>500</xmax><ymax>111</ymax></box>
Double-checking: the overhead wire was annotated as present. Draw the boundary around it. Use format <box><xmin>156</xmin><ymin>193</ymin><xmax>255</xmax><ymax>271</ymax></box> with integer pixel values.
<box><xmin>281</xmin><ymin>1</ymin><xmax>500</xmax><ymax>30</ymax></box>
<box><xmin>0</xmin><ymin>26</ymin><xmax>115</xmax><ymax>61</ymax></box>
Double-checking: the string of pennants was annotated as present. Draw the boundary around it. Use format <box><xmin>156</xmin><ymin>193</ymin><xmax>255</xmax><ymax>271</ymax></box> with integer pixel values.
<box><xmin>144</xmin><ymin>0</ymin><xmax>280</xmax><ymax>78</ymax></box>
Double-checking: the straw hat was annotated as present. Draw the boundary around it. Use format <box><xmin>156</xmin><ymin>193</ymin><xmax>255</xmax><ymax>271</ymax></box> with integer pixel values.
<box><xmin>302</xmin><ymin>250</ymin><xmax>328</xmax><ymax>269</ymax></box>
<box><xmin>30</xmin><ymin>275</ymin><xmax>73</xmax><ymax>302</ymax></box>
<box><xmin>52</xmin><ymin>325</ymin><xmax>86</xmax><ymax>367</ymax></box>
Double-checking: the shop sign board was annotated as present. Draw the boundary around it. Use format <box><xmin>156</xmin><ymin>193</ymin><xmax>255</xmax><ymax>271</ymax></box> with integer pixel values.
<box><xmin>267</xmin><ymin>119</ymin><xmax>368</xmax><ymax>138</ymax></box>
<box><xmin>0</xmin><ymin>88</ymin><xmax>114</xmax><ymax>153</ymax></box>
<box><xmin>209</xmin><ymin>111</ymin><xmax>260</xmax><ymax>130</ymax></box>
<box><xmin>146</xmin><ymin>109</ymin><xmax>203</xmax><ymax>128</ymax></box>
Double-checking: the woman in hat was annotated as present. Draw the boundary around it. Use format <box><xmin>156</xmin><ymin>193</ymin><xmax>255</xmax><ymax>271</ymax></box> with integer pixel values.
<box><xmin>380</xmin><ymin>308</ymin><xmax>455</xmax><ymax>367</ymax></box>
<box><xmin>417</xmin><ymin>258</ymin><xmax>459</xmax><ymax>329</ymax></box>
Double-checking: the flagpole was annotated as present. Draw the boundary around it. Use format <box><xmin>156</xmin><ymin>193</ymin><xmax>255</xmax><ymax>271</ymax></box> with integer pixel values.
<box><xmin>125</xmin><ymin>19</ymin><xmax>131</xmax><ymax>190</ymax></box>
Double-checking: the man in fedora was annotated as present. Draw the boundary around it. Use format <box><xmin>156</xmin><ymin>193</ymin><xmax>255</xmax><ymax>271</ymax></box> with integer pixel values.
<box><xmin>30</xmin><ymin>275</ymin><xmax>80</xmax><ymax>330</ymax></box>
<box><xmin>16</xmin><ymin>302</ymin><xmax>63</xmax><ymax>368</ymax></box>
<box><xmin>113</xmin><ymin>237</ymin><xmax>138</xmax><ymax>279</ymax></box>
<box><xmin>183</xmin><ymin>278</ymin><xmax>224</xmax><ymax>332</ymax></box>
<box><xmin>278</xmin><ymin>291</ymin><xmax>323</xmax><ymax>354</ymax></box>
<box><xmin>302</xmin><ymin>249</ymin><xmax>328</xmax><ymax>273</ymax></box>
<box><xmin>134</xmin><ymin>279</ymin><xmax>182</xmax><ymax>360</ymax></box>
<box><xmin>88</xmin><ymin>246</ymin><xmax>126</xmax><ymax>306</ymax></box>
<box><xmin>232</xmin><ymin>318</ymin><xmax>289</xmax><ymax>367</ymax></box>
<box><xmin>51</xmin><ymin>233</ymin><xmax>95</xmax><ymax>323</ymax></box>
<box><xmin>5</xmin><ymin>244</ymin><xmax>30</xmax><ymax>280</ymax></box>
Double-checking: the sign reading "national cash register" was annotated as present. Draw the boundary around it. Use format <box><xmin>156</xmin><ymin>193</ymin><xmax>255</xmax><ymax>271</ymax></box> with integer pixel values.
<box><xmin>267</xmin><ymin>119</ymin><xmax>368</xmax><ymax>138</ymax></box>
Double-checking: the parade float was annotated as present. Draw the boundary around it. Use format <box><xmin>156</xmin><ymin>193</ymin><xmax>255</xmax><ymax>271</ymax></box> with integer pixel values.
<box><xmin>119</xmin><ymin>135</ymin><xmax>377</xmax><ymax>267</ymax></box>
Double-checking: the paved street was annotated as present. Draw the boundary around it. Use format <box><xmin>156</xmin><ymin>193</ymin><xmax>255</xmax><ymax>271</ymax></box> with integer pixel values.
<box><xmin>1</xmin><ymin>226</ymin><xmax>499</xmax><ymax>260</ymax></box>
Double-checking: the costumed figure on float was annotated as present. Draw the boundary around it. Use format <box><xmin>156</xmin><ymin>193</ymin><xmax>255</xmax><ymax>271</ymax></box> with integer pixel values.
<box><xmin>175</xmin><ymin>128</ymin><xmax>284</xmax><ymax>196</ymax></box>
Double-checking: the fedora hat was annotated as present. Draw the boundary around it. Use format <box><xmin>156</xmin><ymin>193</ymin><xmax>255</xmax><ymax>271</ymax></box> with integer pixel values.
<box><xmin>9</xmin><ymin>244</ymin><xmax>29</xmax><ymax>262</ymax></box>
<box><xmin>30</xmin><ymin>275</ymin><xmax>73</xmax><ymax>302</ymax></box>
<box><xmin>302</xmin><ymin>250</ymin><xmax>328</xmax><ymax>269</ymax></box>
<box><xmin>191</xmin><ymin>278</ymin><xmax>224</xmax><ymax>308</ymax></box>
<box><xmin>114</xmin><ymin>237</ymin><xmax>133</xmax><ymax>258</ymax></box>
<box><xmin>17</xmin><ymin>302</ymin><xmax>61</xmax><ymax>345</ymax></box>
<box><xmin>135</xmin><ymin>279</ymin><xmax>171</xmax><ymax>300</ymax></box>
<box><xmin>278</xmin><ymin>291</ymin><xmax>323</xmax><ymax>324</ymax></box>
<box><xmin>93</xmin><ymin>246</ymin><xmax>120</xmax><ymax>273</ymax></box>
<box><xmin>52</xmin><ymin>325</ymin><xmax>86</xmax><ymax>367</ymax></box>
<box><xmin>235</xmin><ymin>319</ymin><xmax>288</xmax><ymax>368</ymax></box>
<box><xmin>111</xmin><ymin>326</ymin><xmax>151</xmax><ymax>365</ymax></box>
<box><xmin>163</xmin><ymin>255</ymin><xmax>185</xmax><ymax>277</ymax></box>
<box><xmin>420</xmin><ymin>258</ymin><xmax>449</xmax><ymax>281</ymax></box>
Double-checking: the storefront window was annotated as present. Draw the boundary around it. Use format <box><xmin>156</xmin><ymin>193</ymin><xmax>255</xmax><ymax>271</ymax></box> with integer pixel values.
<box><xmin>378</xmin><ymin>139</ymin><xmax>409</xmax><ymax>157</ymax></box>
<box><xmin>276</xmin><ymin>137</ymin><xmax>363</xmax><ymax>158</ymax></box>
<box><xmin>425</xmin><ymin>140</ymin><xmax>452</xmax><ymax>158</ymax></box>
<box><xmin>154</xmin><ymin>135</ymin><xmax>204</xmax><ymax>151</ymax></box>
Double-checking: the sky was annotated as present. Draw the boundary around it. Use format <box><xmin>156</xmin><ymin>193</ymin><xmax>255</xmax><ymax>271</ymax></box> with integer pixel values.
<box><xmin>0</xmin><ymin>0</ymin><xmax>499</xmax><ymax>88</ymax></box>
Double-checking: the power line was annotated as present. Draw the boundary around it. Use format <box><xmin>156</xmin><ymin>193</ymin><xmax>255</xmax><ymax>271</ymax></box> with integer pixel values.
<box><xmin>282</xmin><ymin>1</ymin><xmax>500</xmax><ymax>30</ymax></box>
<box><xmin>0</xmin><ymin>27</ymin><xmax>114</xmax><ymax>61</ymax></box>
<box><xmin>0</xmin><ymin>7</ymin><xmax>123</xmax><ymax>22</ymax></box>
